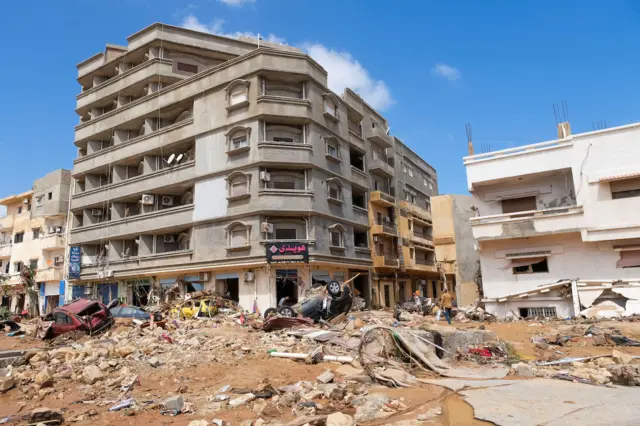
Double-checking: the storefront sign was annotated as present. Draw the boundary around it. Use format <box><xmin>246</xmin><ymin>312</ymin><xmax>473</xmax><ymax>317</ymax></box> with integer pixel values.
<box><xmin>266</xmin><ymin>242</ymin><xmax>309</xmax><ymax>264</ymax></box>
<box><xmin>68</xmin><ymin>246</ymin><xmax>81</xmax><ymax>279</ymax></box>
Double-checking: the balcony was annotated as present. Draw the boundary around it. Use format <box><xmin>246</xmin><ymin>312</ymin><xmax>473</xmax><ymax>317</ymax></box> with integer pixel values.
<box><xmin>406</xmin><ymin>260</ymin><xmax>437</xmax><ymax>273</ymax></box>
<box><xmin>371</xmin><ymin>223</ymin><xmax>398</xmax><ymax>237</ymax></box>
<box><xmin>348</xmin><ymin>131</ymin><xmax>365</xmax><ymax>151</ymax></box>
<box><xmin>253</xmin><ymin>189</ymin><xmax>314</xmax><ymax>213</ymax></box>
<box><xmin>367</xmin><ymin>128</ymin><xmax>393</xmax><ymax>149</ymax></box>
<box><xmin>470</xmin><ymin>205</ymin><xmax>584</xmax><ymax>241</ymax></box>
<box><xmin>256</xmin><ymin>95</ymin><xmax>312</xmax><ymax>120</ymax></box>
<box><xmin>73</xmin><ymin>118</ymin><xmax>195</xmax><ymax>175</ymax></box>
<box><xmin>373</xmin><ymin>255</ymin><xmax>398</xmax><ymax>268</ymax></box>
<box><xmin>352</xmin><ymin>206</ymin><xmax>369</xmax><ymax>225</ymax></box>
<box><xmin>36</xmin><ymin>267</ymin><xmax>64</xmax><ymax>282</ymax></box>
<box><xmin>76</xmin><ymin>59</ymin><xmax>177</xmax><ymax>113</ymax></box>
<box><xmin>40</xmin><ymin>234</ymin><xmax>66</xmax><ymax>251</ymax></box>
<box><xmin>0</xmin><ymin>244</ymin><xmax>11</xmax><ymax>258</ymax></box>
<box><xmin>71</xmin><ymin>161</ymin><xmax>196</xmax><ymax>210</ymax></box>
<box><xmin>0</xmin><ymin>214</ymin><xmax>14</xmax><ymax>231</ymax></box>
<box><xmin>79</xmin><ymin>249</ymin><xmax>194</xmax><ymax>279</ymax></box>
<box><xmin>257</xmin><ymin>142</ymin><xmax>312</xmax><ymax>166</ymax></box>
<box><xmin>70</xmin><ymin>204</ymin><xmax>194</xmax><ymax>245</ymax></box>
<box><xmin>400</xmin><ymin>201</ymin><xmax>432</xmax><ymax>223</ymax></box>
<box><xmin>410</xmin><ymin>233</ymin><xmax>434</xmax><ymax>248</ymax></box>
<box><xmin>350</xmin><ymin>167</ymin><xmax>368</xmax><ymax>189</ymax></box>
<box><xmin>369</xmin><ymin>158</ymin><xmax>395</xmax><ymax>177</ymax></box>
<box><xmin>370</xmin><ymin>190</ymin><xmax>395</xmax><ymax>207</ymax></box>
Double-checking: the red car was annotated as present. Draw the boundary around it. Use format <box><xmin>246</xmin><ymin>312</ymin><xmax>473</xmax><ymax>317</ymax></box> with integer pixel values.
<box><xmin>43</xmin><ymin>299</ymin><xmax>114</xmax><ymax>338</ymax></box>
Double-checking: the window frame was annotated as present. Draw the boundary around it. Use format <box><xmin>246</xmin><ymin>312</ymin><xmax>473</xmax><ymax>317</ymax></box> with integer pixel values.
<box><xmin>226</xmin><ymin>172</ymin><xmax>251</xmax><ymax>200</ymax></box>
<box><xmin>226</xmin><ymin>221</ymin><xmax>251</xmax><ymax>250</ymax></box>
<box><xmin>322</xmin><ymin>93</ymin><xmax>340</xmax><ymax>121</ymax></box>
<box><xmin>225</xmin><ymin>79</ymin><xmax>251</xmax><ymax>110</ymax></box>
<box><xmin>326</xmin><ymin>178</ymin><xmax>344</xmax><ymax>204</ymax></box>
<box><xmin>225</xmin><ymin>126</ymin><xmax>252</xmax><ymax>154</ymax></box>
<box><xmin>14</xmin><ymin>232</ymin><xmax>24</xmax><ymax>244</ymax></box>
<box><xmin>177</xmin><ymin>62</ymin><xmax>198</xmax><ymax>74</ymax></box>
<box><xmin>328</xmin><ymin>223</ymin><xmax>346</xmax><ymax>250</ymax></box>
<box><xmin>512</xmin><ymin>258</ymin><xmax>549</xmax><ymax>275</ymax></box>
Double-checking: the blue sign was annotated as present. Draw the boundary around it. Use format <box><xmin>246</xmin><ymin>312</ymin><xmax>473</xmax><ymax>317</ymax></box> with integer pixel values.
<box><xmin>69</xmin><ymin>246</ymin><xmax>81</xmax><ymax>280</ymax></box>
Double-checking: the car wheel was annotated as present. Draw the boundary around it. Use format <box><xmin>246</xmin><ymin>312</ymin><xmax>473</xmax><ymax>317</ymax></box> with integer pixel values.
<box><xmin>264</xmin><ymin>307</ymin><xmax>278</xmax><ymax>319</ymax></box>
<box><xmin>279</xmin><ymin>306</ymin><xmax>296</xmax><ymax>317</ymax></box>
<box><xmin>327</xmin><ymin>281</ymin><xmax>342</xmax><ymax>297</ymax></box>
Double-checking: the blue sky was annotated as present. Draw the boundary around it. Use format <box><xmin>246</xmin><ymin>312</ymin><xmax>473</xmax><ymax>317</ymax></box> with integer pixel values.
<box><xmin>1</xmin><ymin>0</ymin><xmax>640</xmax><ymax>199</ymax></box>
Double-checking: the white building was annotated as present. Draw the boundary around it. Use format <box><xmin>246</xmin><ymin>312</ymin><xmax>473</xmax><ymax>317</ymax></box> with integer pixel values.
<box><xmin>464</xmin><ymin>122</ymin><xmax>640</xmax><ymax>318</ymax></box>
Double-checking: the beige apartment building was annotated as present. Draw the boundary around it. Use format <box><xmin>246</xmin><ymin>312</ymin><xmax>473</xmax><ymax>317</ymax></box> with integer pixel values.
<box><xmin>68</xmin><ymin>23</ymin><xmax>438</xmax><ymax>312</ymax></box>
<box><xmin>0</xmin><ymin>169</ymin><xmax>71</xmax><ymax>314</ymax></box>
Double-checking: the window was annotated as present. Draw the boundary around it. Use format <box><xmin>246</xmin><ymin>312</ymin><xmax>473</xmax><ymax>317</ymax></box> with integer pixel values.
<box><xmin>14</xmin><ymin>232</ymin><xmax>24</xmax><ymax>244</ymax></box>
<box><xmin>54</xmin><ymin>256</ymin><xmax>64</xmax><ymax>266</ymax></box>
<box><xmin>3</xmin><ymin>263</ymin><xmax>8</xmax><ymax>274</ymax></box>
<box><xmin>36</xmin><ymin>196</ymin><xmax>43</xmax><ymax>206</ymax></box>
<box><xmin>230</xmin><ymin>85</ymin><xmax>248</xmax><ymax>105</ymax></box>
<box><xmin>512</xmin><ymin>258</ymin><xmax>549</xmax><ymax>275</ymax></box>
<box><xmin>226</xmin><ymin>126</ymin><xmax>251</xmax><ymax>153</ymax></box>
<box><xmin>331</xmin><ymin>230</ymin><xmax>342</xmax><ymax>247</ymax></box>
<box><xmin>273</xmin><ymin>137</ymin><xmax>294</xmax><ymax>143</ymax></box>
<box><xmin>273</xmin><ymin>181</ymin><xmax>296</xmax><ymax>190</ymax></box>
<box><xmin>32</xmin><ymin>228</ymin><xmax>41</xmax><ymax>239</ymax></box>
<box><xmin>428</xmin><ymin>182</ymin><xmax>433</xmax><ymax>190</ymax></box>
<box><xmin>29</xmin><ymin>259</ymin><xmax>38</xmax><ymax>270</ymax></box>
<box><xmin>611</xmin><ymin>178</ymin><xmax>640</xmax><ymax>199</ymax></box>
<box><xmin>48</xmin><ymin>192</ymin><xmax>52</xmax><ymax>200</ymax></box>
<box><xmin>329</xmin><ymin>185</ymin><xmax>340</xmax><ymax>200</ymax></box>
<box><xmin>327</xmin><ymin>179</ymin><xmax>343</xmax><ymax>202</ymax></box>
<box><xmin>403</xmin><ymin>164</ymin><xmax>407</xmax><ymax>173</ymax></box>
<box><xmin>54</xmin><ymin>312</ymin><xmax>73</xmax><ymax>325</ymax></box>
<box><xmin>324</xmin><ymin>99</ymin><xmax>336</xmax><ymax>116</ymax></box>
<box><xmin>275</xmin><ymin>228</ymin><xmax>296</xmax><ymax>240</ymax></box>
<box><xmin>14</xmin><ymin>261</ymin><xmax>23</xmax><ymax>273</ymax></box>
<box><xmin>227</xmin><ymin>223</ymin><xmax>250</xmax><ymax>248</ymax></box>
<box><xmin>177</xmin><ymin>62</ymin><xmax>198</xmax><ymax>74</ymax></box>
<box><xmin>501</xmin><ymin>197</ymin><xmax>537</xmax><ymax>214</ymax></box>
<box><xmin>423</xmin><ymin>177</ymin><xmax>428</xmax><ymax>187</ymax></box>
<box><xmin>519</xmin><ymin>307</ymin><xmax>557</xmax><ymax>318</ymax></box>
<box><xmin>17</xmin><ymin>207</ymin><xmax>22</xmax><ymax>214</ymax></box>
<box><xmin>408</xmin><ymin>168</ymin><xmax>414</xmax><ymax>177</ymax></box>
<box><xmin>227</xmin><ymin>172</ymin><xmax>251</xmax><ymax>198</ymax></box>
<box><xmin>327</xmin><ymin>144</ymin><xmax>338</xmax><ymax>158</ymax></box>
<box><xmin>231</xmin><ymin>180</ymin><xmax>248</xmax><ymax>196</ymax></box>
<box><xmin>617</xmin><ymin>250</ymin><xmax>640</xmax><ymax>268</ymax></box>
<box><xmin>232</xmin><ymin>135</ymin><xmax>248</xmax><ymax>150</ymax></box>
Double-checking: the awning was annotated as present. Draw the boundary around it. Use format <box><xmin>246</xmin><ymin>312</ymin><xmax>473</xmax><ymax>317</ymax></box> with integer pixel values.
<box><xmin>599</xmin><ymin>171</ymin><xmax>640</xmax><ymax>182</ymax></box>
<box><xmin>501</xmin><ymin>257</ymin><xmax>545</xmax><ymax>270</ymax></box>
<box><xmin>617</xmin><ymin>250</ymin><xmax>640</xmax><ymax>268</ymax></box>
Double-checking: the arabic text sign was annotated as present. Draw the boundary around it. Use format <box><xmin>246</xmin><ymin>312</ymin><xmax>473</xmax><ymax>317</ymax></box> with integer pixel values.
<box><xmin>266</xmin><ymin>242</ymin><xmax>309</xmax><ymax>264</ymax></box>
<box><xmin>68</xmin><ymin>246</ymin><xmax>81</xmax><ymax>279</ymax></box>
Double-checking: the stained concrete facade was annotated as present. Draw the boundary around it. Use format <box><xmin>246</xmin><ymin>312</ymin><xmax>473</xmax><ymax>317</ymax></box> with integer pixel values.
<box><xmin>0</xmin><ymin>170</ymin><xmax>71</xmax><ymax>314</ymax></box>
<box><xmin>465</xmin><ymin>121</ymin><xmax>640</xmax><ymax>318</ymax></box>
<box><xmin>68</xmin><ymin>23</ymin><xmax>437</xmax><ymax>313</ymax></box>
<box><xmin>432</xmin><ymin>194</ymin><xmax>480</xmax><ymax>306</ymax></box>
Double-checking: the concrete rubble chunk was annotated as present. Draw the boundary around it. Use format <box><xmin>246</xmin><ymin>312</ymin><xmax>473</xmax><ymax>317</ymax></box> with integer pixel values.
<box><xmin>82</xmin><ymin>365</ymin><xmax>104</xmax><ymax>385</ymax></box>
<box><xmin>187</xmin><ymin>421</ymin><xmax>209</xmax><ymax>426</ymax></box>
<box><xmin>116</xmin><ymin>346</ymin><xmax>136</xmax><ymax>357</ymax></box>
<box><xmin>317</xmin><ymin>370</ymin><xmax>335</xmax><ymax>384</ymax></box>
<box><xmin>353</xmin><ymin>394</ymin><xmax>391</xmax><ymax>422</ymax></box>
<box><xmin>35</xmin><ymin>369</ymin><xmax>54</xmax><ymax>385</ymax></box>
<box><xmin>607</xmin><ymin>364</ymin><xmax>640</xmax><ymax>386</ymax></box>
<box><xmin>326</xmin><ymin>412</ymin><xmax>355</xmax><ymax>426</ymax></box>
<box><xmin>417</xmin><ymin>406</ymin><xmax>442</xmax><ymax>421</ymax></box>
<box><xmin>149</xmin><ymin>356</ymin><xmax>161</xmax><ymax>367</ymax></box>
<box><xmin>0</xmin><ymin>374</ymin><xmax>15</xmax><ymax>393</ymax></box>
<box><xmin>164</xmin><ymin>395</ymin><xmax>185</xmax><ymax>411</ymax></box>
<box><xmin>512</xmin><ymin>362</ymin><xmax>536</xmax><ymax>377</ymax></box>
<box><xmin>612</xmin><ymin>350</ymin><xmax>635</xmax><ymax>365</ymax></box>
<box><xmin>229</xmin><ymin>393</ymin><xmax>256</xmax><ymax>408</ymax></box>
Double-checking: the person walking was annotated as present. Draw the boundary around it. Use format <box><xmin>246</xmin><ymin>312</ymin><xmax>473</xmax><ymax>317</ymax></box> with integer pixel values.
<box><xmin>439</xmin><ymin>289</ymin><xmax>455</xmax><ymax>325</ymax></box>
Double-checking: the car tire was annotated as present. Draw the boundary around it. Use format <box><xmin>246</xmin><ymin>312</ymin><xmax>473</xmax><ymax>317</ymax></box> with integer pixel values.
<box><xmin>264</xmin><ymin>308</ymin><xmax>278</xmax><ymax>319</ymax></box>
<box><xmin>279</xmin><ymin>306</ymin><xmax>296</xmax><ymax>317</ymax></box>
<box><xmin>327</xmin><ymin>281</ymin><xmax>342</xmax><ymax>297</ymax></box>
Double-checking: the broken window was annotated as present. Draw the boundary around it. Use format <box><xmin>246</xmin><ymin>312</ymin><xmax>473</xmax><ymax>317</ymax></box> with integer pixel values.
<box><xmin>617</xmin><ymin>250</ymin><xmax>640</xmax><ymax>268</ymax></box>
<box><xmin>14</xmin><ymin>232</ymin><xmax>24</xmax><ymax>244</ymax></box>
<box><xmin>54</xmin><ymin>312</ymin><xmax>73</xmax><ymax>324</ymax></box>
<box><xmin>511</xmin><ymin>258</ymin><xmax>549</xmax><ymax>275</ymax></box>
<box><xmin>501</xmin><ymin>197</ymin><xmax>537</xmax><ymax>214</ymax></box>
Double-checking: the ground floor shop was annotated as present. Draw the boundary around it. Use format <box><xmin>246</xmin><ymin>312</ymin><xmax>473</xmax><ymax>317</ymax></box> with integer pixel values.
<box><xmin>371</xmin><ymin>272</ymin><xmax>447</xmax><ymax>309</ymax></box>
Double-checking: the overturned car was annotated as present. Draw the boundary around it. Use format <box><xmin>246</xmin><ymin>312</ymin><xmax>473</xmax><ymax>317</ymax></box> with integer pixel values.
<box><xmin>265</xmin><ymin>281</ymin><xmax>352</xmax><ymax>323</ymax></box>
<box><xmin>37</xmin><ymin>299</ymin><xmax>114</xmax><ymax>339</ymax></box>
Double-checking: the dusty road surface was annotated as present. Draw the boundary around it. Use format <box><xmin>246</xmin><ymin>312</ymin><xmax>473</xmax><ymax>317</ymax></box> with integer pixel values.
<box><xmin>1</xmin><ymin>312</ymin><xmax>640</xmax><ymax>425</ymax></box>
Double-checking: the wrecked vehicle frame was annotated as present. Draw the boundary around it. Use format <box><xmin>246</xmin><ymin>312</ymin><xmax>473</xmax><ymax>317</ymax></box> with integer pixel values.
<box><xmin>38</xmin><ymin>299</ymin><xmax>114</xmax><ymax>339</ymax></box>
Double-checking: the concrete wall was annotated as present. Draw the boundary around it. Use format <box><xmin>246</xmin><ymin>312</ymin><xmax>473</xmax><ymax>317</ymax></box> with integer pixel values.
<box><xmin>451</xmin><ymin>195</ymin><xmax>480</xmax><ymax>304</ymax></box>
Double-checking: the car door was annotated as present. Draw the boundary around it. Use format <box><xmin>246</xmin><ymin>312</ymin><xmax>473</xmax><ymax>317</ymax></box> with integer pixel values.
<box><xmin>52</xmin><ymin>311</ymin><xmax>80</xmax><ymax>335</ymax></box>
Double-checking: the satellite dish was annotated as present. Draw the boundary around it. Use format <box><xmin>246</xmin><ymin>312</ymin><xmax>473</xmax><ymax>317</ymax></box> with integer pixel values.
<box><xmin>166</xmin><ymin>154</ymin><xmax>175</xmax><ymax>164</ymax></box>
<box><xmin>175</xmin><ymin>153</ymin><xmax>184</xmax><ymax>163</ymax></box>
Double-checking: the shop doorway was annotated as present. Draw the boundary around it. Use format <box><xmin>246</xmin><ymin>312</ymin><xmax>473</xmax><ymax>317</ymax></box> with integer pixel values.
<box><xmin>350</xmin><ymin>272</ymin><xmax>370</xmax><ymax>308</ymax></box>
<box><xmin>15</xmin><ymin>294</ymin><xmax>25</xmax><ymax>313</ymax></box>
<box><xmin>276</xmin><ymin>269</ymin><xmax>298</xmax><ymax>305</ymax></box>
<box><xmin>383</xmin><ymin>284</ymin><xmax>391</xmax><ymax>308</ymax></box>
<box><xmin>398</xmin><ymin>281</ymin><xmax>407</xmax><ymax>303</ymax></box>
<box><xmin>222</xmin><ymin>278</ymin><xmax>239</xmax><ymax>302</ymax></box>
<box><xmin>132</xmin><ymin>283</ymin><xmax>150</xmax><ymax>307</ymax></box>
<box><xmin>45</xmin><ymin>296</ymin><xmax>59</xmax><ymax>313</ymax></box>
<box><xmin>1</xmin><ymin>295</ymin><xmax>11</xmax><ymax>308</ymax></box>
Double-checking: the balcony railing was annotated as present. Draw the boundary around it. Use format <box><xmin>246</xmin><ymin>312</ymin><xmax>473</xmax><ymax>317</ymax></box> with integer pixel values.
<box><xmin>371</xmin><ymin>223</ymin><xmax>398</xmax><ymax>236</ymax></box>
<box><xmin>470</xmin><ymin>205</ymin><xmax>584</xmax><ymax>240</ymax></box>
<box><xmin>411</xmin><ymin>233</ymin><xmax>434</xmax><ymax>247</ymax></box>
<box><xmin>35</xmin><ymin>267</ymin><xmax>64</xmax><ymax>282</ymax></box>
<box><xmin>373</xmin><ymin>255</ymin><xmax>398</xmax><ymax>268</ymax></box>
<box><xmin>369</xmin><ymin>158</ymin><xmax>395</xmax><ymax>177</ymax></box>
<box><xmin>400</xmin><ymin>201</ymin><xmax>432</xmax><ymax>223</ymax></box>
<box><xmin>0</xmin><ymin>244</ymin><xmax>12</xmax><ymax>258</ymax></box>
<box><xmin>40</xmin><ymin>234</ymin><xmax>66</xmax><ymax>251</ymax></box>
<box><xmin>370</xmin><ymin>190</ymin><xmax>395</xmax><ymax>207</ymax></box>
<box><xmin>367</xmin><ymin>128</ymin><xmax>393</xmax><ymax>149</ymax></box>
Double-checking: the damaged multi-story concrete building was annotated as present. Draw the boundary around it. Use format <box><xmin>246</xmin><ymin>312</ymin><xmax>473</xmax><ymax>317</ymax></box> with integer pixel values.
<box><xmin>464</xmin><ymin>120</ymin><xmax>640</xmax><ymax>319</ymax></box>
<box><xmin>0</xmin><ymin>169</ymin><xmax>71</xmax><ymax>314</ymax></box>
<box><xmin>67</xmin><ymin>23</ymin><xmax>439</xmax><ymax>312</ymax></box>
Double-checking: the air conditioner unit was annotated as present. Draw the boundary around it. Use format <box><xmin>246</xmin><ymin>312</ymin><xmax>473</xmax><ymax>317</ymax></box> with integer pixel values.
<box><xmin>373</xmin><ymin>236</ymin><xmax>379</xmax><ymax>243</ymax></box>
<box><xmin>261</xmin><ymin>222</ymin><xmax>274</xmax><ymax>233</ymax></box>
<box><xmin>104</xmin><ymin>270</ymin><xmax>114</xmax><ymax>278</ymax></box>
<box><xmin>161</xmin><ymin>196</ymin><xmax>174</xmax><ymax>206</ymax></box>
<box><xmin>199</xmin><ymin>272</ymin><xmax>210</xmax><ymax>281</ymax></box>
<box><xmin>56</xmin><ymin>227</ymin><xmax>62</xmax><ymax>233</ymax></box>
<box><xmin>164</xmin><ymin>235</ymin><xmax>176</xmax><ymax>243</ymax></box>
<box><xmin>141</xmin><ymin>194</ymin><xmax>155</xmax><ymax>205</ymax></box>
<box><xmin>91</xmin><ymin>209</ymin><xmax>103</xmax><ymax>216</ymax></box>
<box><xmin>260</xmin><ymin>171</ymin><xmax>271</xmax><ymax>182</ymax></box>
<box><xmin>244</xmin><ymin>271</ymin><xmax>255</xmax><ymax>282</ymax></box>
<box><xmin>97</xmin><ymin>271</ymin><xmax>105</xmax><ymax>279</ymax></box>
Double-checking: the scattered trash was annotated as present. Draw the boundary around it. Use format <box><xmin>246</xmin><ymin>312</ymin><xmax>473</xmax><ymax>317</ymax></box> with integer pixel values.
<box><xmin>109</xmin><ymin>398</ymin><xmax>135</xmax><ymax>412</ymax></box>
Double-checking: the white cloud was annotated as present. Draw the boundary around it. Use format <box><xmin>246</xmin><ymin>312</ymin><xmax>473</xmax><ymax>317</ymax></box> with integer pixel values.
<box><xmin>432</xmin><ymin>63</ymin><xmax>461</xmax><ymax>81</ymax></box>
<box><xmin>180</xmin><ymin>15</ymin><xmax>284</xmax><ymax>44</ymax></box>
<box><xmin>304</xmin><ymin>44</ymin><xmax>394</xmax><ymax>111</ymax></box>
<box><xmin>218</xmin><ymin>0</ymin><xmax>255</xmax><ymax>6</ymax></box>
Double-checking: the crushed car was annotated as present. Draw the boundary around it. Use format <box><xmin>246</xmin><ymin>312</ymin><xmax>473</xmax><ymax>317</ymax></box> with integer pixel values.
<box><xmin>264</xmin><ymin>280</ymin><xmax>353</xmax><ymax>323</ymax></box>
<box><xmin>37</xmin><ymin>299</ymin><xmax>114</xmax><ymax>339</ymax></box>
<box><xmin>170</xmin><ymin>299</ymin><xmax>219</xmax><ymax>319</ymax></box>
<box><xmin>110</xmin><ymin>305</ymin><xmax>161</xmax><ymax>321</ymax></box>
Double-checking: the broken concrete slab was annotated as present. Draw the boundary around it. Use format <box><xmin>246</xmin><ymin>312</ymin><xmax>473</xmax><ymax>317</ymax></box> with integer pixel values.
<box><xmin>425</xmin><ymin>378</ymin><xmax>640</xmax><ymax>425</ymax></box>
<box><xmin>316</xmin><ymin>370</ymin><xmax>334</xmax><ymax>384</ymax></box>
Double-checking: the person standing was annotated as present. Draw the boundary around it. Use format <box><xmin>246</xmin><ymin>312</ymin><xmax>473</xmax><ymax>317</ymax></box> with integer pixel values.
<box><xmin>439</xmin><ymin>289</ymin><xmax>455</xmax><ymax>325</ymax></box>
